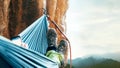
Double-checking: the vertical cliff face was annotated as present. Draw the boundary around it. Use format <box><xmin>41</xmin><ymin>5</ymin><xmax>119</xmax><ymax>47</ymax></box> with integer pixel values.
<box><xmin>47</xmin><ymin>0</ymin><xmax>68</xmax><ymax>42</ymax></box>
<box><xmin>0</xmin><ymin>0</ymin><xmax>68</xmax><ymax>41</ymax></box>
<box><xmin>8</xmin><ymin>0</ymin><xmax>41</xmax><ymax>37</ymax></box>
<box><xmin>0</xmin><ymin>0</ymin><xmax>10</xmax><ymax>38</ymax></box>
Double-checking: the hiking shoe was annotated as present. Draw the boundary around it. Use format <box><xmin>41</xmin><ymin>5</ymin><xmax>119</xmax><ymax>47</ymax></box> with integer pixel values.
<box><xmin>47</xmin><ymin>28</ymin><xmax>57</xmax><ymax>47</ymax></box>
<box><xmin>58</xmin><ymin>39</ymin><xmax>68</xmax><ymax>54</ymax></box>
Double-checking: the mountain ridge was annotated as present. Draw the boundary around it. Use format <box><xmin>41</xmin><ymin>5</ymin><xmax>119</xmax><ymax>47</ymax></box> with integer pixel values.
<box><xmin>67</xmin><ymin>53</ymin><xmax>120</xmax><ymax>68</ymax></box>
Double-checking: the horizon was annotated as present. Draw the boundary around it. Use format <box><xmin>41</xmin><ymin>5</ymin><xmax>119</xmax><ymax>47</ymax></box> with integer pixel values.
<box><xmin>66</xmin><ymin>0</ymin><xmax>120</xmax><ymax>59</ymax></box>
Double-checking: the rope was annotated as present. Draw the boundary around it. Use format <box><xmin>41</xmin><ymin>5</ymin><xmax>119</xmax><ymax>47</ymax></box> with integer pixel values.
<box><xmin>47</xmin><ymin>16</ymin><xmax>72</xmax><ymax>68</ymax></box>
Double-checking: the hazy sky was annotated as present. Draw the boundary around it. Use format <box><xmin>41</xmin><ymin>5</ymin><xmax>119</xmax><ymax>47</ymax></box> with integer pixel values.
<box><xmin>66</xmin><ymin>0</ymin><xmax>120</xmax><ymax>59</ymax></box>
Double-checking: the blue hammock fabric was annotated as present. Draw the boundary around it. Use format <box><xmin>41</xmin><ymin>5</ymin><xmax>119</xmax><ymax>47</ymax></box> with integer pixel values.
<box><xmin>0</xmin><ymin>36</ymin><xmax>58</xmax><ymax>68</ymax></box>
<box><xmin>0</xmin><ymin>15</ymin><xmax>59</xmax><ymax>68</ymax></box>
<box><xmin>19</xmin><ymin>15</ymin><xmax>48</xmax><ymax>54</ymax></box>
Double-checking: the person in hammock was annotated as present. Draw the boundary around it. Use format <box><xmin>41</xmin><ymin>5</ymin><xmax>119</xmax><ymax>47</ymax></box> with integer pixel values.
<box><xmin>11</xmin><ymin>36</ymin><xmax>28</xmax><ymax>48</ymax></box>
<box><xmin>46</xmin><ymin>28</ymin><xmax>68</xmax><ymax>68</ymax></box>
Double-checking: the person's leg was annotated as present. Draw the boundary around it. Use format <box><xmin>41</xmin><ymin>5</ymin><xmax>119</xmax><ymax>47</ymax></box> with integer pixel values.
<box><xmin>58</xmin><ymin>39</ymin><xmax>68</xmax><ymax>67</ymax></box>
<box><xmin>46</xmin><ymin>46</ymin><xmax>57</xmax><ymax>52</ymax></box>
<box><xmin>46</xmin><ymin>28</ymin><xmax>58</xmax><ymax>55</ymax></box>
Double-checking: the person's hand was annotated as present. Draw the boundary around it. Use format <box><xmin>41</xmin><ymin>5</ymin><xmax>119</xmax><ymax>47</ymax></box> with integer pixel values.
<box><xmin>22</xmin><ymin>43</ymin><xmax>28</xmax><ymax>49</ymax></box>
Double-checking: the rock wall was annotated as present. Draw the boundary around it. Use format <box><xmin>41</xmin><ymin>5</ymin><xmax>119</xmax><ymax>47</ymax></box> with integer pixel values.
<box><xmin>0</xmin><ymin>0</ymin><xmax>10</xmax><ymax>38</ymax></box>
<box><xmin>8</xmin><ymin>0</ymin><xmax>41</xmax><ymax>37</ymax></box>
<box><xmin>0</xmin><ymin>0</ymin><xmax>68</xmax><ymax>41</ymax></box>
<box><xmin>47</xmin><ymin>0</ymin><xmax>68</xmax><ymax>42</ymax></box>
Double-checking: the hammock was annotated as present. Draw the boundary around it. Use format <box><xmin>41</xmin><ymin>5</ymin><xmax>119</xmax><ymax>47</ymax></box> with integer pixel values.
<box><xmin>0</xmin><ymin>14</ymin><xmax>59</xmax><ymax>68</ymax></box>
<box><xmin>0</xmin><ymin>13</ymin><xmax>72</xmax><ymax>68</ymax></box>
<box><xmin>19</xmin><ymin>14</ymin><xmax>48</xmax><ymax>54</ymax></box>
<box><xmin>0</xmin><ymin>36</ymin><xmax>58</xmax><ymax>68</ymax></box>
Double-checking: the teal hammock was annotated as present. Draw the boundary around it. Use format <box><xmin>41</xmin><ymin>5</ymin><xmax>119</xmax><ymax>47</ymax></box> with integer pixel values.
<box><xmin>0</xmin><ymin>15</ymin><xmax>58</xmax><ymax>68</ymax></box>
<box><xmin>19</xmin><ymin>14</ymin><xmax>48</xmax><ymax>55</ymax></box>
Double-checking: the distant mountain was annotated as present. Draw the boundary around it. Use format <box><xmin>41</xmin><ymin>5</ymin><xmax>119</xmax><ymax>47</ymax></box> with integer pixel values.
<box><xmin>102</xmin><ymin>52</ymin><xmax>120</xmax><ymax>62</ymax></box>
<box><xmin>68</xmin><ymin>56</ymin><xmax>120</xmax><ymax>68</ymax></box>
<box><xmin>91</xmin><ymin>59</ymin><xmax>120</xmax><ymax>68</ymax></box>
<box><xmin>71</xmin><ymin>57</ymin><xmax>105</xmax><ymax>68</ymax></box>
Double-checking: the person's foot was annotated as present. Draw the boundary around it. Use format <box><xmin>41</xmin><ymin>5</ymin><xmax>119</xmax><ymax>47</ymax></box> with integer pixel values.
<box><xmin>58</xmin><ymin>39</ymin><xmax>68</xmax><ymax>54</ymax></box>
<box><xmin>47</xmin><ymin>28</ymin><xmax>57</xmax><ymax>47</ymax></box>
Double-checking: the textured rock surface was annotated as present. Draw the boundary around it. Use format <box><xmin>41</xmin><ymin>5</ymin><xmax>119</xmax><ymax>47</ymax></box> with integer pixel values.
<box><xmin>0</xmin><ymin>0</ymin><xmax>68</xmax><ymax>41</ymax></box>
<box><xmin>0</xmin><ymin>0</ymin><xmax>10</xmax><ymax>38</ymax></box>
<box><xmin>47</xmin><ymin>0</ymin><xmax>68</xmax><ymax>42</ymax></box>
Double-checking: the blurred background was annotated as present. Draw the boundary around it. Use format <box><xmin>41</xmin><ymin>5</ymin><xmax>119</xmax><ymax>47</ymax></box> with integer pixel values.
<box><xmin>67</xmin><ymin>0</ymin><xmax>120</xmax><ymax>59</ymax></box>
<box><xmin>66</xmin><ymin>0</ymin><xmax>120</xmax><ymax>67</ymax></box>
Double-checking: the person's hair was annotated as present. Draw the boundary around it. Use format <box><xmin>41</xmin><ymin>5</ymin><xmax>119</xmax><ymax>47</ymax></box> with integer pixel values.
<box><xmin>47</xmin><ymin>28</ymin><xmax>57</xmax><ymax>46</ymax></box>
<box><xmin>10</xmin><ymin>36</ymin><xmax>21</xmax><ymax>40</ymax></box>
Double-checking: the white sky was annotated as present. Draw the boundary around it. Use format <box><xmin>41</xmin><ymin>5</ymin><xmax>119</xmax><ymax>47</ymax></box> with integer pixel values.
<box><xmin>66</xmin><ymin>0</ymin><xmax>120</xmax><ymax>59</ymax></box>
